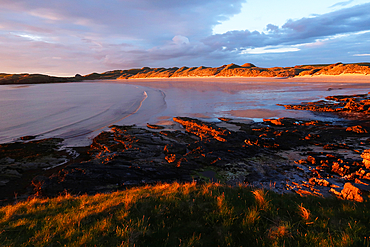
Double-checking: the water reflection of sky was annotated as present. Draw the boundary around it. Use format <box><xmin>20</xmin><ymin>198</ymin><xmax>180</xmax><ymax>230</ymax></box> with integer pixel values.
<box><xmin>151</xmin><ymin>81</ymin><xmax>370</xmax><ymax>123</ymax></box>
<box><xmin>0</xmin><ymin>83</ymin><xmax>152</xmax><ymax>145</ymax></box>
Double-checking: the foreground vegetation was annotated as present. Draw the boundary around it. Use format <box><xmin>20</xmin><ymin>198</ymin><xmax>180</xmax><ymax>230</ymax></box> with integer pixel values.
<box><xmin>0</xmin><ymin>182</ymin><xmax>369</xmax><ymax>246</ymax></box>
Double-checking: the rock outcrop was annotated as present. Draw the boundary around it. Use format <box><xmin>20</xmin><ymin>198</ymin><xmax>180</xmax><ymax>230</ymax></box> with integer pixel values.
<box><xmin>330</xmin><ymin>183</ymin><xmax>365</xmax><ymax>202</ymax></box>
<box><xmin>280</xmin><ymin>93</ymin><xmax>370</xmax><ymax>120</ymax></box>
<box><xmin>30</xmin><ymin>110</ymin><xmax>369</xmax><ymax>202</ymax></box>
<box><xmin>0</xmin><ymin>138</ymin><xmax>72</xmax><ymax>203</ymax></box>
<box><xmin>173</xmin><ymin>117</ymin><xmax>231</xmax><ymax>142</ymax></box>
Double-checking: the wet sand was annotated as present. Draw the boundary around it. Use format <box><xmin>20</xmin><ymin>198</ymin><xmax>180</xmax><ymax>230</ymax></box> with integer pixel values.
<box><xmin>113</xmin><ymin>75</ymin><xmax>370</xmax><ymax>95</ymax></box>
<box><xmin>111</xmin><ymin>75</ymin><xmax>370</xmax><ymax>123</ymax></box>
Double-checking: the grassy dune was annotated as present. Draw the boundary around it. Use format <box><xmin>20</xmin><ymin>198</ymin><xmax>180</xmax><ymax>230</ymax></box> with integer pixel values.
<box><xmin>0</xmin><ymin>182</ymin><xmax>369</xmax><ymax>246</ymax></box>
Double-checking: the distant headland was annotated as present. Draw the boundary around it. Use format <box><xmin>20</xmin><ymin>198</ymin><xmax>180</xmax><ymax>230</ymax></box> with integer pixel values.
<box><xmin>1</xmin><ymin>62</ymin><xmax>370</xmax><ymax>85</ymax></box>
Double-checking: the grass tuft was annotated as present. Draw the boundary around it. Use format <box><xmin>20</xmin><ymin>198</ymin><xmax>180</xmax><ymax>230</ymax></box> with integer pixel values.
<box><xmin>242</xmin><ymin>207</ymin><xmax>260</xmax><ymax>226</ymax></box>
<box><xmin>267</xmin><ymin>221</ymin><xmax>292</xmax><ymax>240</ymax></box>
<box><xmin>298</xmin><ymin>203</ymin><xmax>311</xmax><ymax>221</ymax></box>
<box><xmin>252</xmin><ymin>189</ymin><xmax>270</xmax><ymax>210</ymax></box>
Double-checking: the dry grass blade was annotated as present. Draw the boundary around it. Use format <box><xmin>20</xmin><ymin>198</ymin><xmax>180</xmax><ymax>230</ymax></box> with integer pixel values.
<box><xmin>252</xmin><ymin>189</ymin><xmax>269</xmax><ymax>210</ymax></box>
<box><xmin>298</xmin><ymin>203</ymin><xmax>310</xmax><ymax>221</ymax></box>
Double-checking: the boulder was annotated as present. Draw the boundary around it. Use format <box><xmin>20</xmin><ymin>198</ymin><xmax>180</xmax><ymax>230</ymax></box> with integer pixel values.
<box><xmin>346</xmin><ymin>125</ymin><xmax>368</xmax><ymax>133</ymax></box>
<box><xmin>361</xmin><ymin>149</ymin><xmax>370</xmax><ymax>169</ymax></box>
<box><xmin>340</xmin><ymin>183</ymin><xmax>364</xmax><ymax>202</ymax></box>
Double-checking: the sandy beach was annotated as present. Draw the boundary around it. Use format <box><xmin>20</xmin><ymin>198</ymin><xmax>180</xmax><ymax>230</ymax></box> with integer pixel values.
<box><xmin>120</xmin><ymin>74</ymin><xmax>370</xmax><ymax>89</ymax></box>
<box><xmin>1</xmin><ymin>75</ymin><xmax>369</xmax><ymax>146</ymax></box>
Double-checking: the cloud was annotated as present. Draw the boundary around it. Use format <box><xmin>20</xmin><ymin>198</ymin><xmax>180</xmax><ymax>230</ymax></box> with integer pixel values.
<box><xmin>0</xmin><ymin>0</ymin><xmax>369</xmax><ymax>75</ymax></box>
<box><xmin>241</xmin><ymin>46</ymin><xmax>301</xmax><ymax>55</ymax></box>
<box><xmin>203</xmin><ymin>3</ymin><xmax>370</xmax><ymax>51</ymax></box>
<box><xmin>172</xmin><ymin>35</ymin><xmax>190</xmax><ymax>45</ymax></box>
<box><xmin>329</xmin><ymin>0</ymin><xmax>354</xmax><ymax>8</ymax></box>
<box><xmin>353</xmin><ymin>54</ymin><xmax>370</xmax><ymax>57</ymax></box>
<box><xmin>0</xmin><ymin>0</ymin><xmax>245</xmax><ymax>42</ymax></box>
<box><xmin>0</xmin><ymin>0</ymin><xmax>245</xmax><ymax>75</ymax></box>
<box><xmin>235</xmin><ymin>30</ymin><xmax>370</xmax><ymax>68</ymax></box>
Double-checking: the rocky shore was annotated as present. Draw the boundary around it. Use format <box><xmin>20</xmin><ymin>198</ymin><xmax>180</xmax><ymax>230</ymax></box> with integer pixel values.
<box><xmin>1</xmin><ymin>92</ymin><xmax>370</xmax><ymax>204</ymax></box>
<box><xmin>1</xmin><ymin>62</ymin><xmax>369</xmax><ymax>85</ymax></box>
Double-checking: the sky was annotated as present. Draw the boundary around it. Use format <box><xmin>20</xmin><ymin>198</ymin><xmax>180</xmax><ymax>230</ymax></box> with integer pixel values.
<box><xmin>0</xmin><ymin>0</ymin><xmax>370</xmax><ymax>76</ymax></box>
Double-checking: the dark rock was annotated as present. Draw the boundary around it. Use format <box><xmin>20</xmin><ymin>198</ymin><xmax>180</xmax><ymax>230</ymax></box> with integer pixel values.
<box><xmin>2</xmin><ymin>92</ymin><xmax>370</xmax><ymax>203</ymax></box>
<box><xmin>164</xmin><ymin>143</ymin><xmax>187</xmax><ymax>155</ymax></box>
<box><xmin>147</xmin><ymin>123</ymin><xmax>165</xmax><ymax>129</ymax></box>
<box><xmin>19</xmin><ymin>136</ymin><xmax>37</xmax><ymax>141</ymax></box>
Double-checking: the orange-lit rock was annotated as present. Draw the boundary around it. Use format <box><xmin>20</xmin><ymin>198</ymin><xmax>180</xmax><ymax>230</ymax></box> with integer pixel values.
<box><xmin>307</xmin><ymin>156</ymin><xmax>316</xmax><ymax>165</ymax></box>
<box><xmin>165</xmin><ymin>154</ymin><xmax>177</xmax><ymax>163</ymax></box>
<box><xmin>361</xmin><ymin>149</ymin><xmax>370</xmax><ymax>169</ymax></box>
<box><xmin>263</xmin><ymin>117</ymin><xmax>295</xmax><ymax>126</ymax></box>
<box><xmin>346</xmin><ymin>125</ymin><xmax>368</xmax><ymax>133</ymax></box>
<box><xmin>339</xmin><ymin>183</ymin><xmax>364</xmax><ymax>202</ymax></box>
<box><xmin>173</xmin><ymin>117</ymin><xmax>230</xmax><ymax>142</ymax></box>
<box><xmin>309</xmin><ymin>177</ymin><xmax>330</xmax><ymax>187</ymax></box>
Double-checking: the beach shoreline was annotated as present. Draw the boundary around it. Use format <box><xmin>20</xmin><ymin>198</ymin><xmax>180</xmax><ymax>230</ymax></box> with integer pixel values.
<box><xmin>121</xmin><ymin>73</ymin><xmax>370</xmax><ymax>80</ymax></box>
<box><xmin>107</xmin><ymin>74</ymin><xmax>370</xmax><ymax>85</ymax></box>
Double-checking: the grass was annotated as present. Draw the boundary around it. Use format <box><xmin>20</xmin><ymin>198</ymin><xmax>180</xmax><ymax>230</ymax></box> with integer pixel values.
<box><xmin>0</xmin><ymin>182</ymin><xmax>369</xmax><ymax>246</ymax></box>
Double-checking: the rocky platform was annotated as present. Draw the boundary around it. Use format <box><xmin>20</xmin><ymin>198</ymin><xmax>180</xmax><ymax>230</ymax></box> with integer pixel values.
<box><xmin>1</xmin><ymin>93</ymin><xmax>370</xmax><ymax>204</ymax></box>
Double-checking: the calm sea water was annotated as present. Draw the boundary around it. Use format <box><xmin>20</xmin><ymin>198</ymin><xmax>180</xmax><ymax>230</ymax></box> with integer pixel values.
<box><xmin>0</xmin><ymin>80</ymin><xmax>368</xmax><ymax>146</ymax></box>
<box><xmin>0</xmin><ymin>82</ymin><xmax>165</xmax><ymax>146</ymax></box>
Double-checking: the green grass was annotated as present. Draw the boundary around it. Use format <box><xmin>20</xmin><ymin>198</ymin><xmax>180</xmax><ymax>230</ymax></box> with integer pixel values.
<box><xmin>1</xmin><ymin>182</ymin><xmax>369</xmax><ymax>246</ymax></box>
